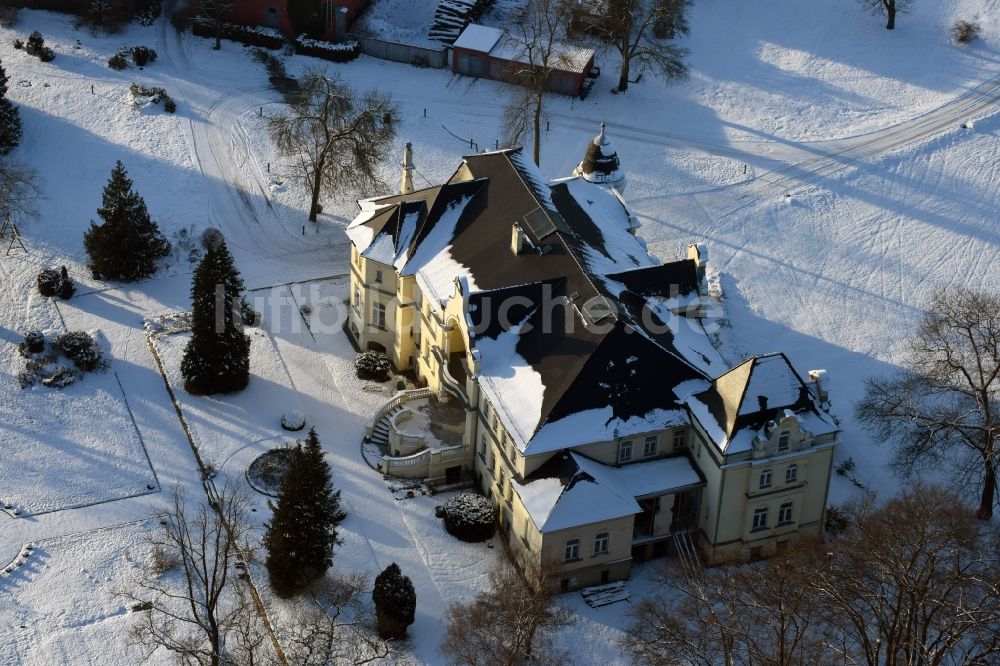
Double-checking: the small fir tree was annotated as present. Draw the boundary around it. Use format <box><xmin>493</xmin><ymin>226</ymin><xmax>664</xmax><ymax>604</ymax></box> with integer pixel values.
<box><xmin>0</xmin><ymin>59</ymin><xmax>9</xmax><ymax>97</ymax></box>
<box><xmin>263</xmin><ymin>428</ymin><xmax>343</xmax><ymax>597</ymax></box>
<box><xmin>372</xmin><ymin>563</ymin><xmax>416</xmax><ymax>639</ymax></box>
<box><xmin>180</xmin><ymin>238</ymin><xmax>250</xmax><ymax>394</ymax></box>
<box><xmin>83</xmin><ymin>161</ymin><xmax>170</xmax><ymax>281</ymax></box>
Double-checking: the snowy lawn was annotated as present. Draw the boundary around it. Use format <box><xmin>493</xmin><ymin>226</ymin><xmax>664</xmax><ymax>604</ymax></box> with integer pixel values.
<box><xmin>0</xmin><ymin>519</ymin><xmax>164</xmax><ymax>664</ymax></box>
<box><xmin>0</xmin><ymin>260</ymin><xmax>158</xmax><ymax>517</ymax></box>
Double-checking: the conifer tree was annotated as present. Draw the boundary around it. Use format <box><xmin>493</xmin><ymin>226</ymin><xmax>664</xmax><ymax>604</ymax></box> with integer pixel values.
<box><xmin>0</xmin><ymin>59</ymin><xmax>21</xmax><ymax>155</ymax></box>
<box><xmin>83</xmin><ymin>161</ymin><xmax>170</xmax><ymax>281</ymax></box>
<box><xmin>373</xmin><ymin>562</ymin><xmax>416</xmax><ymax>639</ymax></box>
<box><xmin>263</xmin><ymin>428</ymin><xmax>343</xmax><ymax>597</ymax></box>
<box><xmin>181</xmin><ymin>237</ymin><xmax>250</xmax><ymax>394</ymax></box>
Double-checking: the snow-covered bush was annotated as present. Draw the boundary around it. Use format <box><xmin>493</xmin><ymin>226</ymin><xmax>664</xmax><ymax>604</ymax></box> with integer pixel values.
<box><xmin>108</xmin><ymin>51</ymin><xmax>128</xmax><ymax>70</ymax></box>
<box><xmin>129</xmin><ymin>84</ymin><xmax>176</xmax><ymax>113</ymax></box>
<box><xmin>18</xmin><ymin>330</ymin><xmax>45</xmax><ymax>356</ymax></box>
<box><xmin>18</xmin><ymin>352</ymin><xmax>75</xmax><ymax>389</ymax></box>
<box><xmin>12</xmin><ymin>39</ymin><xmax>23</xmax><ymax>50</ymax></box>
<box><xmin>54</xmin><ymin>331</ymin><xmax>104</xmax><ymax>372</ymax></box>
<box><xmin>281</xmin><ymin>410</ymin><xmax>306</xmax><ymax>431</ymax></box>
<box><xmin>952</xmin><ymin>20</ymin><xmax>981</xmax><ymax>44</ymax></box>
<box><xmin>136</xmin><ymin>1</ymin><xmax>161</xmax><ymax>26</ymax></box>
<box><xmin>191</xmin><ymin>20</ymin><xmax>284</xmax><ymax>49</ymax></box>
<box><xmin>38</xmin><ymin>47</ymin><xmax>55</xmax><ymax>63</ymax></box>
<box><xmin>36</xmin><ymin>266</ymin><xmax>74</xmax><ymax>299</ymax></box>
<box><xmin>293</xmin><ymin>35</ymin><xmax>361</xmax><ymax>63</ymax></box>
<box><xmin>372</xmin><ymin>563</ymin><xmax>416</xmax><ymax>638</ymax></box>
<box><xmin>442</xmin><ymin>493</ymin><xmax>497</xmax><ymax>542</ymax></box>
<box><xmin>355</xmin><ymin>350</ymin><xmax>392</xmax><ymax>382</ymax></box>
<box><xmin>25</xmin><ymin>31</ymin><xmax>43</xmax><ymax>56</ymax></box>
<box><xmin>130</xmin><ymin>45</ymin><xmax>157</xmax><ymax>67</ymax></box>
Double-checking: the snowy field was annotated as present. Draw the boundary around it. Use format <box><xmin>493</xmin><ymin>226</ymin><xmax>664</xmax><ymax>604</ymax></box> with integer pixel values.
<box><xmin>0</xmin><ymin>0</ymin><xmax>997</xmax><ymax>662</ymax></box>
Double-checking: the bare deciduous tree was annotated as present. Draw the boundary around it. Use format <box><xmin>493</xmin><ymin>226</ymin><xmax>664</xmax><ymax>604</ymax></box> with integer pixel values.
<box><xmin>501</xmin><ymin>0</ymin><xmax>573</xmax><ymax>165</ymax></box>
<box><xmin>858</xmin><ymin>0</ymin><xmax>912</xmax><ymax>30</ymax></box>
<box><xmin>624</xmin><ymin>485</ymin><xmax>1000</xmax><ymax>666</ymax></box>
<box><xmin>856</xmin><ymin>287</ymin><xmax>1000</xmax><ymax>519</ymax></box>
<box><xmin>127</xmin><ymin>485</ymin><xmax>264</xmax><ymax>666</ymax></box>
<box><xmin>814</xmin><ymin>485</ymin><xmax>1000</xmax><ymax>665</ymax></box>
<box><xmin>0</xmin><ymin>159</ymin><xmax>43</xmax><ymax>220</ymax></box>
<box><xmin>583</xmin><ymin>0</ymin><xmax>690</xmax><ymax>92</ymax></box>
<box><xmin>268</xmin><ymin>72</ymin><xmax>398</xmax><ymax>222</ymax></box>
<box><xmin>198</xmin><ymin>0</ymin><xmax>236</xmax><ymax>50</ymax></box>
<box><xmin>439</xmin><ymin>558</ymin><xmax>573</xmax><ymax>665</ymax></box>
<box><xmin>281</xmin><ymin>573</ymin><xmax>395</xmax><ymax>665</ymax></box>
<box><xmin>624</xmin><ymin>544</ymin><xmax>828</xmax><ymax>666</ymax></box>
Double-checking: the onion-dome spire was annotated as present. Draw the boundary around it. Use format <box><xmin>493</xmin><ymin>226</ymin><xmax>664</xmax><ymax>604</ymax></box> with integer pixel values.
<box><xmin>572</xmin><ymin>121</ymin><xmax>626</xmax><ymax>191</ymax></box>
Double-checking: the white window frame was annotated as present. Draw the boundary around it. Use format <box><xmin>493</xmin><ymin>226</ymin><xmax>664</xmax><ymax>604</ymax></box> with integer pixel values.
<box><xmin>353</xmin><ymin>285</ymin><xmax>361</xmax><ymax>311</ymax></box>
<box><xmin>618</xmin><ymin>439</ymin><xmax>633</xmax><ymax>463</ymax></box>
<box><xmin>759</xmin><ymin>469</ymin><xmax>772</xmax><ymax>489</ymax></box>
<box><xmin>593</xmin><ymin>532</ymin><xmax>609</xmax><ymax>556</ymax></box>
<box><xmin>752</xmin><ymin>507</ymin><xmax>768</xmax><ymax>531</ymax></box>
<box><xmin>371</xmin><ymin>301</ymin><xmax>386</xmax><ymax>330</ymax></box>
<box><xmin>777</xmin><ymin>431</ymin><xmax>790</xmax><ymax>452</ymax></box>
<box><xmin>564</xmin><ymin>538</ymin><xmax>580</xmax><ymax>562</ymax></box>
<box><xmin>643</xmin><ymin>435</ymin><xmax>657</xmax><ymax>457</ymax></box>
<box><xmin>785</xmin><ymin>464</ymin><xmax>798</xmax><ymax>484</ymax></box>
<box><xmin>673</xmin><ymin>429</ymin><xmax>688</xmax><ymax>450</ymax></box>
<box><xmin>778</xmin><ymin>502</ymin><xmax>793</xmax><ymax>525</ymax></box>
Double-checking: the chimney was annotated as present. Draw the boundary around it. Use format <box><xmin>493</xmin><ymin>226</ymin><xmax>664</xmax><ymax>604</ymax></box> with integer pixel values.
<box><xmin>400</xmin><ymin>142</ymin><xmax>415</xmax><ymax>195</ymax></box>
<box><xmin>808</xmin><ymin>369</ymin><xmax>830</xmax><ymax>406</ymax></box>
<box><xmin>687</xmin><ymin>243</ymin><xmax>708</xmax><ymax>286</ymax></box>
<box><xmin>511</xmin><ymin>223</ymin><xmax>526</xmax><ymax>255</ymax></box>
<box><xmin>757</xmin><ymin>395</ymin><xmax>768</xmax><ymax>412</ymax></box>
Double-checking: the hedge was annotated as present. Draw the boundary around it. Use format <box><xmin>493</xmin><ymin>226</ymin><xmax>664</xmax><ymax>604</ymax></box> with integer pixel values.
<box><xmin>294</xmin><ymin>35</ymin><xmax>361</xmax><ymax>63</ymax></box>
<box><xmin>191</xmin><ymin>20</ymin><xmax>284</xmax><ymax>50</ymax></box>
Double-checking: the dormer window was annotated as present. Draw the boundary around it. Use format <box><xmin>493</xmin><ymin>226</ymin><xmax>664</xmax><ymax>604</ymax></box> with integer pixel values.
<box><xmin>777</xmin><ymin>431</ymin><xmax>790</xmax><ymax>452</ymax></box>
<box><xmin>375</xmin><ymin>269</ymin><xmax>384</xmax><ymax>284</ymax></box>
<box><xmin>759</xmin><ymin>469</ymin><xmax>772</xmax><ymax>489</ymax></box>
<box><xmin>618</xmin><ymin>439</ymin><xmax>633</xmax><ymax>463</ymax></box>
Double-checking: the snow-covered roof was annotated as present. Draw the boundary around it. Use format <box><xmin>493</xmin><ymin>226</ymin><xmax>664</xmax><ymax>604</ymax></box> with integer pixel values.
<box><xmin>683</xmin><ymin>353</ymin><xmax>839</xmax><ymax>454</ymax></box>
<box><xmin>453</xmin><ymin>24</ymin><xmax>503</xmax><ymax>52</ymax></box>
<box><xmin>513</xmin><ymin>453</ymin><xmax>703</xmax><ymax>533</ymax></box>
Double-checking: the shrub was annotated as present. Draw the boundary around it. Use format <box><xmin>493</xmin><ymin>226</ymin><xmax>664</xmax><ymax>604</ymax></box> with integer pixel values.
<box><xmin>39</xmin><ymin>47</ymin><xmax>55</xmax><ymax>63</ymax></box>
<box><xmin>136</xmin><ymin>1</ymin><xmax>161</xmax><ymax>26</ymax></box>
<box><xmin>200</xmin><ymin>226</ymin><xmax>224</xmax><ymax>250</ymax></box>
<box><xmin>355</xmin><ymin>350</ymin><xmax>392</xmax><ymax>381</ymax></box>
<box><xmin>442</xmin><ymin>493</ymin><xmax>496</xmax><ymax>542</ymax></box>
<box><xmin>54</xmin><ymin>331</ymin><xmax>103</xmax><ymax>371</ymax></box>
<box><xmin>952</xmin><ymin>20</ymin><xmax>981</xmax><ymax>44</ymax></box>
<box><xmin>37</xmin><ymin>267</ymin><xmax>61</xmax><ymax>297</ymax></box>
<box><xmin>192</xmin><ymin>20</ymin><xmax>284</xmax><ymax>49</ymax></box>
<box><xmin>129</xmin><ymin>84</ymin><xmax>176</xmax><ymax>112</ymax></box>
<box><xmin>130</xmin><ymin>45</ymin><xmax>157</xmax><ymax>66</ymax></box>
<box><xmin>58</xmin><ymin>266</ymin><xmax>76</xmax><ymax>299</ymax></box>
<box><xmin>372</xmin><ymin>563</ymin><xmax>416</xmax><ymax>639</ymax></box>
<box><xmin>18</xmin><ymin>330</ymin><xmax>45</xmax><ymax>356</ymax></box>
<box><xmin>0</xmin><ymin>97</ymin><xmax>22</xmax><ymax>155</ymax></box>
<box><xmin>25</xmin><ymin>31</ymin><xmax>43</xmax><ymax>56</ymax></box>
<box><xmin>13</xmin><ymin>39</ymin><xmax>23</xmax><ymax>49</ymax></box>
<box><xmin>108</xmin><ymin>51</ymin><xmax>128</xmax><ymax>70</ymax></box>
<box><xmin>163</xmin><ymin>98</ymin><xmax>176</xmax><ymax>113</ymax></box>
<box><xmin>294</xmin><ymin>35</ymin><xmax>361</xmax><ymax>63</ymax></box>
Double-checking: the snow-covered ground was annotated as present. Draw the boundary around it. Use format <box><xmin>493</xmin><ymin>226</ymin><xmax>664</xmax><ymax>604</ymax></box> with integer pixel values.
<box><xmin>0</xmin><ymin>0</ymin><xmax>998</xmax><ymax>662</ymax></box>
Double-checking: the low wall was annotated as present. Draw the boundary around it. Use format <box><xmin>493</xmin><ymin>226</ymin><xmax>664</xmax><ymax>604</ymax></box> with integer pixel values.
<box><xmin>348</xmin><ymin>33</ymin><xmax>448</xmax><ymax>69</ymax></box>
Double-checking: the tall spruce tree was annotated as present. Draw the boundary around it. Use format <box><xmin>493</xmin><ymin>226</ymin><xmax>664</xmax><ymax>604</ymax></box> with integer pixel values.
<box><xmin>264</xmin><ymin>428</ymin><xmax>344</xmax><ymax>597</ymax></box>
<box><xmin>83</xmin><ymin>161</ymin><xmax>170</xmax><ymax>281</ymax></box>
<box><xmin>181</xmin><ymin>237</ymin><xmax>250</xmax><ymax>395</ymax></box>
<box><xmin>0</xmin><ymin>59</ymin><xmax>21</xmax><ymax>155</ymax></box>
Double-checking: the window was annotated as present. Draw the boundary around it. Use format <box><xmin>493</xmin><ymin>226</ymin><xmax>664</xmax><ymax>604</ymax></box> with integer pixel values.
<box><xmin>779</xmin><ymin>502</ymin><xmax>793</xmax><ymax>525</ymax></box>
<box><xmin>752</xmin><ymin>507</ymin><xmax>768</xmax><ymax>531</ymax></box>
<box><xmin>593</xmin><ymin>532</ymin><xmax>609</xmax><ymax>556</ymax></box>
<box><xmin>353</xmin><ymin>285</ymin><xmax>361</xmax><ymax>311</ymax></box>
<box><xmin>759</xmin><ymin>469</ymin><xmax>772</xmax><ymax>489</ymax></box>
<box><xmin>673</xmin><ymin>429</ymin><xmax>688</xmax><ymax>450</ymax></box>
<box><xmin>618</xmin><ymin>440</ymin><xmax>633</xmax><ymax>463</ymax></box>
<box><xmin>643</xmin><ymin>436</ymin><xmax>657</xmax><ymax>457</ymax></box>
<box><xmin>371</xmin><ymin>302</ymin><xmax>386</xmax><ymax>330</ymax></box>
<box><xmin>478</xmin><ymin>434</ymin><xmax>487</xmax><ymax>460</ymax></box>
<box><xmin>777</xmin><ymin>431</ymin><xmax>790</xmax><ymax>452</ymax></box>
<box><xmin>564</xmin><ymin>539</ymin><xmax>580</xmax><ymax>562</ymax></box>
<box><xmin>785</xmin><ymin>464</ymin><xmax>798</xmax><ymax>484</ymax></box>
<box><xmin>375</xmin><ymin>269</ymin><xmax>383</xmax><ymax>283</ymax></box>
<box><xmin>497</xmin><ymin>466</ymin><xmax>505</xmax><ymax>491</ymax></box>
